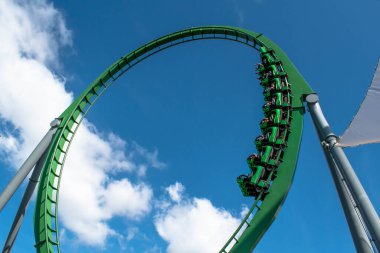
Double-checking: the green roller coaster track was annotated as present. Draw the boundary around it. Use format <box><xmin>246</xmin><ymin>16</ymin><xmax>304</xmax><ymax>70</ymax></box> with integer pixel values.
<box><xmin>33</xmin><ymin>26</ymin><xmax>313</xmax><ymax>253</ymax></box>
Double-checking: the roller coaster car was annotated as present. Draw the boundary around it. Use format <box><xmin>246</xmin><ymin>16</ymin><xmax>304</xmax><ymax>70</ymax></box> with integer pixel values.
<box><xmin>259</xmin><ymin>118</ymin><xmax>270</xmax><ymax>131</ymax></box>
<box><xmin>260</xmin><ymin>76</ymin><xmax>279</xmax><ymax>88</ymax></box>
<box><xmin>263</xmin><ymin>86</ymin><xmax>285</xmax><ymax>99</ymax></box>
<box><xmin>281</xmin><ymin>93</ymin><xmax>292</xmax><ymax>106</ymax></box>
<box><xmin>277</xmin><ymin>127</ymin><xmax>290</xmax><ymax>144</ymax></box>
<box><xmin>256</xmin><ymin>63</ymin><xmax>265</xmax><ymax>74</ymax></box>
<box><xmin>262</xmin><ymin>127</ymin><xmax>289</xmax><ymax>149</ymax></box>
<box><xmin>260</xmin><ymin>120</ymin><xmax>286</xmax><ymax>135</ymax></box>
<box><xmin>264</xmin><ymin>86</ymin><xmax>292</xmax><ymax>101</ymax></box>
<box><xmin>260</xmin><ymin>145</ymin><xmax>280</xmax><ymax>168</ymax></box>
<box><xmin>258</xmin><ymin>133</ymin><xmax>286</xmax><ymax>150</ymax></box>
<box><xmin>262</xmin><ymin>126</ymin><xmax>279</xmax><ymax>142</ymax></box>
<box><xmin>263</xmin><ymin>100</ymin><xmax>291</xmax><ymax>115</ymax></box>
<box><xmin>260</xmin><ymin>54</ymin><xmax>280</xmax><ymax>66</ymax></box>
<box><xmin>260</xmin><ymin>47</ymin><xmax>275</xmax><ymax>54</ymax></box>
<box><xmin>260</xmin><ymin>145</ymin><xmax>273</xmax><ymax>163</ymax></box>
<box><xmin>260</xmin><ymin>72</ymin><xmax>287</xmax><ymax>86</ymax></box>
<box><xmin>263</xmin><ymin>85</ymin><xmax>282</xmax><ymax>100</ymax></box>
<box><xmin>247</xmin><ymin>153</ymin><xmax>261</xmax><ymax>168</ymax></box>
<box><xmin>260</xmin><ymin>77</ymin><xmax>270</xmax><ymax>86</ymax></box>
<box><xmin>262</xmin><ymin>110</ymin><xmax>285</xmax><ymax>128</ymax></box>
<box><xmin>262</xmin><ymin>101</ymin><xmax>273</xmax><ymax>113</ymax></box>
<box><xmin>268</xmin><ymin>93</ymin><xmax>285</xmax><ymax>107</ymax></box>
<box><xmin>270</xmin><ymin>109</ymin><xmax>292</xmax><ymax>127</ymax></box>
<box><xmin>281</xmin><ymin>109</ymin><xmax>292</xmax><ymax>126</ymax></box>
<box><xmin>273</xmin><ymin>78</ymin><xmax>283</xmax><ymax>89</ymax></box>
<box><xmin>255</xmin><ymin>135</ymin><xmax>265</xmax><ymax>150</ymax></box>
<box><xmin>268</xmin><ymin>148</ymin><xmax>283</xmax><ymax>167</ymax></box>
<box><xmin>259</xmin><ymin>48</ymin><xmax>280</xmax><ymax>66</ymax></box>
<box><xmin>237</xmin><ymin>175</ymin><xmax>252</xmax><ymax>197</ymax></box>
<box><xmin>269</xmin><ymin>109</ymin><xmax>282</xmax><ymax>123</ymax></box>
<box><xmin>261</xmin><ymin>58</ymin><xmax>274</xmax><ymax>67</ymax></box>
<box><xmin>255</xmin><ymin>135</ymin><xmax>283</xmax><ymax>153</ymax></box>
<box><xmin>258</xmin><ymin>71</ymin><xmax>275</xmax><ymax>82</ymax></box>
<box><xmin>250</xmin><ymin>165</ymin><xmax>268</xmax><ymax>186</ymax></box>
<box><xmin>268</xmin><ymin>65</ymin><xmax>279</xmax><ymax>75</ymax></box>
<box><xmin>237</xmin><ymin>174</ymin><xmax>260</xmax><ymax>198</ymax></box>
<box><xmin>274</xmin><ymin>71</ymin><xmax>288</xmax><ymax>80</ymax></box>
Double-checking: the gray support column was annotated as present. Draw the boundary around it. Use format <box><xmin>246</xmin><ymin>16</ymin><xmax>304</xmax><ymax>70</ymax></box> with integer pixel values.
<box><xmin>307</xmin><ymin>93</ymin><xmax>373</xmax><ymax>253</ymax></box>
<box><xmin>329</xmin><ymin>142</ymin><xmax>380</xmax><ymax>251</ymax></box>
<box><xmin>0</xmin><ymin>119</ymin><xmax>60</xmax><ymax>211</ymax></box>
<box><xmin>306</xmin><ymin>94</ymin><xmax>380</xmax><ymax>251</ymax></box>
<box><xmin>2</xmin><ymin>150</ymin><xmax>48</xmax><ymax>253</ymax></box>
<box><xmin>322</xmin><ymin>147</ymin><xmax>373</xmax><ymax>253</ymax></box>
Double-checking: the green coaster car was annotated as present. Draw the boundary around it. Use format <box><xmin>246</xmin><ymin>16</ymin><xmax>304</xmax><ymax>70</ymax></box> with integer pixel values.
<box><xmin>262</xmin><ymin>100</ymin><xmax>291</xmax><ymax>115</ymax></box>
<box><xmin>247</xmin><ymin>153</ymin><xmax>261</xmax><ymax>168</ymax></box>
<box><xmin>260</xmin><ymin>51</ymin><xmax>280</xmax><ymax>66</ymax></box>
<box><xmin>255</xmin><ymin>135</ymin><xmax>265</xmax><ymax>151</ymax></box>
<box><xmin>255</xmin><ymin>133</ymin><xmax>287</xmax><ymax>152</ymax></box>
<box><xmin>263</xmin><ymin>85</ymin><xmax>291</xmax><ymax>100</ymax></box>
<box><xmin>262</xmin><ymin>126</ymin><xmax>279</xmax><ymax>142</ymax></box>
<box><xmin>237</xmin><ymin>175</ymin><xmax>261</xmax><ymax>198</ymax></box>
<box><xmin>237</xmin><ymin>170</ymin><xmax>269</xmax><ymax>198</ymax></box>
<box><xmin>250</xmin><ymin>165</ymin><xmax>266</xmax><ymax>185</ymax></box>
<box><xmin>256</xmin><ymin>63</ymin><xmax>265</xmax><ymax>75</ymax></box>
<box><xmin>261</xmin><ymin>126</ymin><xmax>289</xmax><ymax>147</ymax></box>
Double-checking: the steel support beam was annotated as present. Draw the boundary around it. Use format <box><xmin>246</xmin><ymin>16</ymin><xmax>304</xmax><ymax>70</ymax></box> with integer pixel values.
<box><xmin>322</xmin><ymin>147</ymin><xmax>373</xmax><ymax>252</ymax></box>
<box><xmin>2</xmin><ymin>149</ymin><xmax>48</xmax><ymax>253</ymax></box>
<box><xmin>306</xmin><ymin>94</ymin><xmax>380</xmax><ymax>252</ymax></box>
<box><xmin>0</xmin><ymin>119</ymin><xmax>60</xmax><ymax>211</ymax></box>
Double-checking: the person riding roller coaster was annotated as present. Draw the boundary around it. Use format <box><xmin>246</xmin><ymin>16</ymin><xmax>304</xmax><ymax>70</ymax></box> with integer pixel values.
<box><xmin>247</xmin><ymin>153</ymin><xmax>261</xmax><ymax>168</ymax></box>
<box><xmin>246</xmin><ymin>149</ymin><xmax>280</xmax><ymax>178</ymax></box>
<box><xmin>263</xmin><ymin>110</ymin><xmax>292</xmax><ymax>130</ymax></box>
<box><xmin>237</xmin><ymin>165</ymin><xmax>269</xmax><ymax>197</ymax></box>
<box><xmin>262</xmin><ymin>98</ymin><xmax>291</xmax><ymax>114</ymax></box>
<box><xmin>256</xmin><ymin>63</ymin><xmax>265</xmax><ymax>75</ymax></box>
<box><xmin>255</xmin><ymin>135</ymin><xmax>265</xmax><ymax>151</ymax></box>
<box><xmin>259</xmin><ymin>125</ymin><xmax>289</xmax><ymax>149</ymax></box>
<box><xmin>263</xmin><ymin>83</ymin><xmax>291</xmax><ymax>100</ymax></box>
<box><xmin>263</xmin><ymin>92</ymin><xmax>285</xmax><ymax>108</ymax></box>
<box><xmin>237</xmin><ymin>174</ymin><xmax>260</xmax><ymax>198</ymax></box>
<box><xmin>260</xmin><ymin>51</ymin><xmax>280</xmax><ymax>67</ymax></box>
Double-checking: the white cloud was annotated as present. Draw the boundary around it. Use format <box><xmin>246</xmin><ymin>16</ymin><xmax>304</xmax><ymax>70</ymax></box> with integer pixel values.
<box><xmin>103</xmin><ymin>178</ymin><xmax>153</xmax><ymax>219</ymax></box>
<box><xmin>126</xmin><ymin>227</ymin><xmax>139</xmax><ymax>241</ymax></box>
<box><xmin>165</xmin><ymin>182</ymin><xmax>185</xmax><ymax>203</ymax></box>
<box><xmin>240</xmin><ymin>204</ymin><xmax>249</xmax><ymax>218</ymax></box>
<box><xmin>155</xmin><ymin>183</ymin><xmax>243</xmax><ymax>253</ymax></box>
<box><xmin>59</xmin><ymin>124</ymin><xmax>156</xmax><ymax>246</ymax></box>
<box><xmin>0</xmin><ymin>0</ymin><xmax>73</xmax><ymax>166</ymax></box>
<box><xmin>0</xmin><ymin>0</ymin><xmax>164</xmax><ymax>248</ymax></box>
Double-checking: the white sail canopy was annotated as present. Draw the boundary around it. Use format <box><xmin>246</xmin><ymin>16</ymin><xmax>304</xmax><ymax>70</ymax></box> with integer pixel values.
<box><xmin>339</xmin><ymin>60</ymin><xmax>380</xmax><ymax>147</ymax></box>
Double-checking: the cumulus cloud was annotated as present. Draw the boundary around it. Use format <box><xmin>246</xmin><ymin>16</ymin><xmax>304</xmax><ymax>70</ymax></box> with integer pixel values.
<box><xmin>165</xmin><ymin>182</ymin><xmax>185</xmax><ymax>203</ymax></box>
<box><xmin>0</xmin><ymin>0</ymin><xmax>164</xmax><ymax>247</ymax></box>
<box><xmin>0</xmin><ymin>0</ymin><xmax>73</xmax><ymax>166</ymax></box>
<box><xmin>59</xmin><ymin>124</ymin><xmax>156</xmax><ymax>246</ymax></box>
<box><xmin>155</xmin><ymin>182</ymin><xmax>243</xmax><ymax>253</ymax></box>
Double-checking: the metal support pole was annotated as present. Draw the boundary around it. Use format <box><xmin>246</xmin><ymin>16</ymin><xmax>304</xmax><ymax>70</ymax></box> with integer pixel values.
<box><xmin>0</xmin><ymin>119</ymin><xmax>60</xmax><ymax>211</ymax></box>
<box><xmin>322</xmin><ymin>147</ymin><xmax>373</xmax><ymax>252</ymax></box>
<box><xmin>306</xmin><ymin>94</ymin><xmax>380</xmax><ymax>251</ymax></box>
<box><xmin>308</xmin><ymin>93</ymin><xmax>373</xmax><ymax>253</ymax></box>
<box><xmin>2</xmin><ymin>150</ymin><xmax>48</xmax><ymax>253</ymax></box>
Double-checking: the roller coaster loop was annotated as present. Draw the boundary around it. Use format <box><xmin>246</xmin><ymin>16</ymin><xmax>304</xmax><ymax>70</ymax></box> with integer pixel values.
<box><xmin>32</xmin><ymin>26</ymin><xmax>315</xmax><ymax>253</ymax></box>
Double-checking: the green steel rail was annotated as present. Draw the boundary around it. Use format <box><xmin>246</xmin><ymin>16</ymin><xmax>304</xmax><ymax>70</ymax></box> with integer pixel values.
<box><xmin>33</xmin><ymin>26</ymin><xmax>313</xmax><ymax>253</ymax></box>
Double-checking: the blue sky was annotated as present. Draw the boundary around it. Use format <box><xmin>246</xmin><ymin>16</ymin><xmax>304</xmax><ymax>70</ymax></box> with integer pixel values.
<box><xmin>0</xmin><ymin>0</ymin><xmax>380</xmax><ymax>252</ymax></box>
